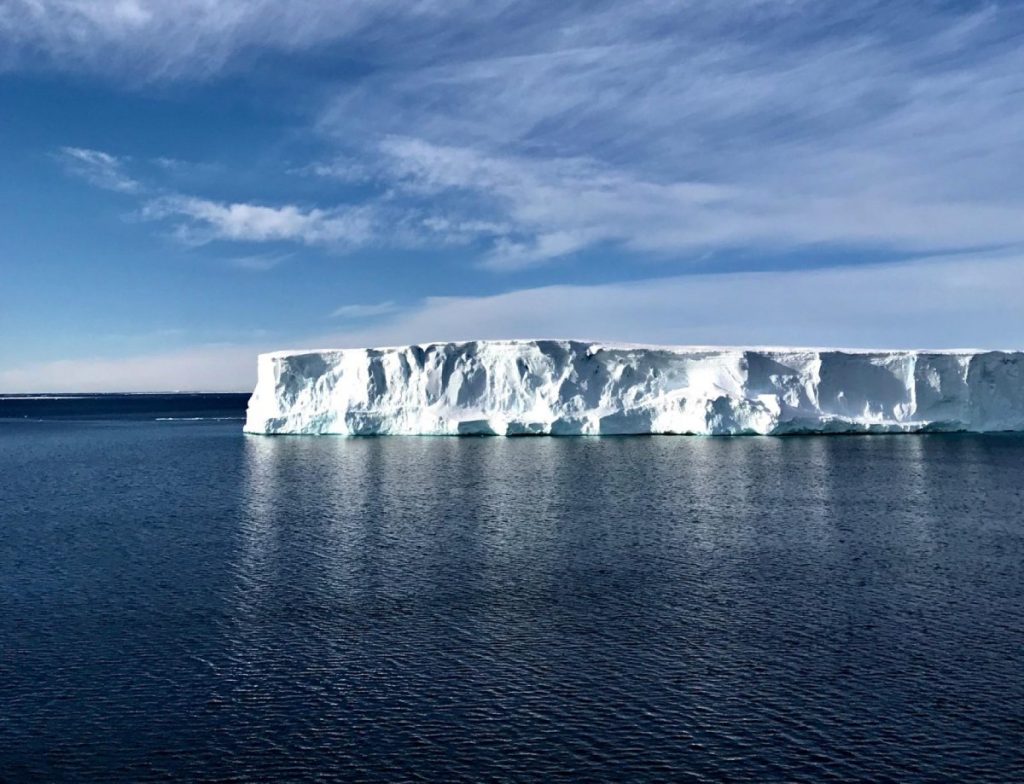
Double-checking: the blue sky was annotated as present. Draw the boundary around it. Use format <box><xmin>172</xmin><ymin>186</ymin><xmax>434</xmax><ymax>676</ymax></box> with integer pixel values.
<box><xmin>2</xmin><ymin>0</ymin><xmax>1023</xmax><ymax>391</ymax></box>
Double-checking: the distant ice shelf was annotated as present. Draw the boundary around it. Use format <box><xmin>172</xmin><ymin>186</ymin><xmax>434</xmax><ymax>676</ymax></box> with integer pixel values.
<box><xmin>243</xmin><ymin>340</ymin><xmax>1024</xmax><ymax>436</ymax></box>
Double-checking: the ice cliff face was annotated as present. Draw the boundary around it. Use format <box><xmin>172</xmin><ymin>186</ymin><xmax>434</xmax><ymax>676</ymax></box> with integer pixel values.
<box><xmin>244</xmin><ymin>340</ymin><xmax>1024</xmax><ymax>435</ymax></box>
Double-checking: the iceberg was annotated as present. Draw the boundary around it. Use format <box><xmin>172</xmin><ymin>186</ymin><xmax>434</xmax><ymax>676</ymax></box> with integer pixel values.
<box><xmin>244</xmin><ymin>340</ymin><xmax>1024</xmax><ymax>435</ymax></box>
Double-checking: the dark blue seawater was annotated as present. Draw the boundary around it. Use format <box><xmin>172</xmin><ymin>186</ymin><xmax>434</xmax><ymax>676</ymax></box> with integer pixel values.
<box><xmin>2</xmin><ymin>396</ymin><xmax>1023</xmax><ymax>782</ymax></box>
<box><xmin>0</xmin><ymin>393</ymin><xmax>249</xmax><ymax>421</ymax></box>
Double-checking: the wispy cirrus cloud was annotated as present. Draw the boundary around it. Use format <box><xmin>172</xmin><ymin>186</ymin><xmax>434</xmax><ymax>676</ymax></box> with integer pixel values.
<box><xmin>56</xmin><ymin>146</ymin><xmax>141</xmax><ymax>192</ymax></box>
<box><xmin>310</xmin><ymin>2</ymin><xmax>1024</xmax><ymax>266</ymax></box>
<box><xmin>42</xmin><ymin>3</ymin><xmax>1024</xmax><ymax>269</ymax></box>
<box><xmin>51</xmin><ymin>146</ymin><xmax>507</xmax><ymax>254</ymax></box>
<box><xmin>374</xmin><ymin>137</ymin><xmax>1024</xmax><ymax>270</ymax></box>
<box><xmin>0</xmin><ymin>0</ymin><xmax>516</xmax><ymax>80</ymax></box>
<box><xmin>51</xmin><ymin>147</ymin><xmax>382</xmax><ymax>250</ymax></box>
<box><xmin>305</xmin><ymin>122</ymin><xmax>1024</xmax><ymax>269</ymax></box>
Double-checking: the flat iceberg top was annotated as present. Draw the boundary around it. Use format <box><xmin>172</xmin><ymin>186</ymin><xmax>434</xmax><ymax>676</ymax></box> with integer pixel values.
<box><xmin>245</xmin><ymin>339</ymin><xmax>1024</xmax><ymax>436</ymax></box>
<box><xmin>257</xmin><ymin>339</ymin><xmax>996</xmax><ymax>359</ymax></box>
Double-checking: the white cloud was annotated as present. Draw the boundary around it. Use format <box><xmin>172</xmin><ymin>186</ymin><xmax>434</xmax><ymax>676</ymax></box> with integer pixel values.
<box><xmin>142</xmin><ymin>195</ymin><xmax>375</xmax><ymax>247</ymax></box>
<box><xmin>34</xmin><ymin>4</ymin><xmax>1024</xmax><ymax>267</ymax></box>
<box><xmin>56</xmin><ymin>146</ymin><xmax>140</xmax><ymax>192</ymax></box>
<box><xmin>138</xmin><ymin>192</ymin><xmax>506</xmax><ymax>253</ymax></box>
<box><xmin>4</xmin><ymin>251</ymin><xmax>1022</xmax><ymax>392</ymax></box>
<box><xmin>0</xmin><ymin>0</ymin><xmax>510</xmax><ymax>80</ymax></box>
<box><xmin>364</xmin><ymin>131</ymin><xmax>1024</xmax><ymax>268</ymax></box>
<box><xmin>53</xmin><ymin>147</ymin><xmax>502</xmax><ymax>254</ymax></box>
<box><xmin>312</xmin><ymin>3</ymin><xmax>1024</xmax><ymax>265</ymax></box>
<box><xmin>330</xmin><ymin>301</ymin><xmax>400</xmax><ymax>319</ymax></box>
<box><xmin>53</xmin><ymin>150</ymin><xmax>387</xmax><ymax>252</ymax></box>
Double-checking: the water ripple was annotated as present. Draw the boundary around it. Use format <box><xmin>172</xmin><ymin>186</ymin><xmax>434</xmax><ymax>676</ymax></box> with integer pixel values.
<box><xmin>1</xmin><ymin>426</ymin><xmax>1022</xmax><ymax>781</ymax></box>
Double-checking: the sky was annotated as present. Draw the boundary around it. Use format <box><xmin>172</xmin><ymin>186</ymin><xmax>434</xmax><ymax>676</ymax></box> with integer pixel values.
<box><xmin>1</xmin><ymin>0</ymin><xmax>1023</xmax><ymax>391</ymax></box>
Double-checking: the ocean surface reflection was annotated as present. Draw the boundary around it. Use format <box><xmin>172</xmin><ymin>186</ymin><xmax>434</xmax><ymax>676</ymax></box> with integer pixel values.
<box><xmin>2</xmin><ymin>424</ymin><xmax>1023</xmax><ymax>781</ymax></box>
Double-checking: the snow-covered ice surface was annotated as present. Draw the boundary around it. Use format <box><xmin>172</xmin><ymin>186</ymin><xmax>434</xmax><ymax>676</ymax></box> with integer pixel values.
<box><xmin>244</xmin><ymin>340</ymin><xmax>1024</xmax><ymax>436</ymax></box>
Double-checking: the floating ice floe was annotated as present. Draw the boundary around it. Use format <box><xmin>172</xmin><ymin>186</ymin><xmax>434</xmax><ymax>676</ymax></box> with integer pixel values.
<box><xmin>244</xmin><ymin>340</ymin><xmax>1024</xmax><ymax>435</ymax></box>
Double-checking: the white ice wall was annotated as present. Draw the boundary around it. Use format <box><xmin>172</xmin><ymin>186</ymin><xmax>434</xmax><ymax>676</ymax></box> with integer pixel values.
<box><xmin>244</xmin><ymin>340</ymin><xmax>1024</xmax><ymax>435</ymax></box>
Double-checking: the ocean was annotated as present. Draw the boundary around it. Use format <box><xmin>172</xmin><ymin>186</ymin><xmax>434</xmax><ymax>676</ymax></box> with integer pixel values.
<box><xmin>2</xmin><ymin>395</ymin><xmax>1022</xmax><ymax>781</ymax></box>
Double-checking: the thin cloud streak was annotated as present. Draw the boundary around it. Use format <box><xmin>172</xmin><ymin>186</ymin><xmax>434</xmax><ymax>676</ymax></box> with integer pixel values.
<box><xmin>330</xmin><ymin>301</ymin><xmax>400</xmax><ymax>319</ymax></box>
<box><xmin>373</xmin><ymin>138</ymin><xmax>1024</xmax><ymax>269</ymax></box>
<box><xmin>56</xmin><ymin>146</ymin><xmax>141</xmax><ymax>193</ymax></box>
<box><xmin>142</xmin><ymin>195</ymin><xmax>376</xmax><ymax>247</ymax></box>
<box><xmin>0</xmin><ymin>0</ymin><xmax>516</xmax><ymax>80</ymax></box>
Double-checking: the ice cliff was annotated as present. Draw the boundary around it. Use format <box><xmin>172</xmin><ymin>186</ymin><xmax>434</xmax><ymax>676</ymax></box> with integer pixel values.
<box><xmin>244</xmin><ymin>340</ymin><xmax>1024</xmax><ymax>435</ymax></box>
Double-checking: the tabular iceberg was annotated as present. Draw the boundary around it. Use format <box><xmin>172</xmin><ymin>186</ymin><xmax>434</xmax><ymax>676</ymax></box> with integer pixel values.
<box><xmin>244</xmin><ymin>340</ymin><xmax>1024</xmax><ymax>436</ymax></box>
